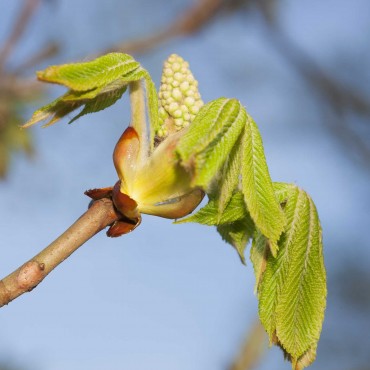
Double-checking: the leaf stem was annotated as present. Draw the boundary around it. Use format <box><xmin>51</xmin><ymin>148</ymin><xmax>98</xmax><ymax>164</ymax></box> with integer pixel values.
<box><xmin>129</xmin><ymin>80</ymin><xmax>148</xmax><ymax>162</ymax></box>
<box><xmin>0</xmin><ymin>198</ymin><xmax>121</xmax><ymax>308</ymax></box>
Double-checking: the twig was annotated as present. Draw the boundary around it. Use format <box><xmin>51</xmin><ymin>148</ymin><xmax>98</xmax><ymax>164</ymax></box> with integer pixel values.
<box><xmin>106</xmin><ymin>0</ymin><xmax>224</xmax><ymax>55</ymax></box>
<box><xmin>0</xmin><ymin>198</ymin><xmax>121</xmax><ymax>308</ymax></box>
<box><xmin>229</xmin><ymin>319</ymin><xmax>267</xmax><ymax>370</ymax></box>
<box><xmin>259</xmin><ymin>11</ymin><xmax>370</xmax><ymax>165</ymax></box>
<box><xmin>0</xmin><ymin>0</ymin><xmax>41</xmax><ymax>71</ymax></box>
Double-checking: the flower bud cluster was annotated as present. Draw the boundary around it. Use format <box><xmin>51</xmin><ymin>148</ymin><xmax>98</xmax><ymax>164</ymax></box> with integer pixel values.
<box><xmin>156</xmin><ymin>54</ymin><xmax>203</xmax><ymax>138</ymax></box>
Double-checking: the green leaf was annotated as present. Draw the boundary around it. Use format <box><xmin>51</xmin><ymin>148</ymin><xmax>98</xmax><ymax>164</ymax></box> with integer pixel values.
<box><xmin>250</xmin><ymin>229</ymin><xmax>269</xmax><ymax>293</ymax></box>
<box><xmin>23</xmin><ymin>96</ymin><xmax>85</xmax><ymax>128</ymax></box>
<box><xmin>68</xmin><ymin>85</ymin><xmax>127</xmax><ymax>124</ymax></box>
<box><xmin>251</xmin><ymin>185</ymin><xmax>326</xmax><ymax>369</ymax></box>
<box><xmin>241</xmin><ymin>115</ymin><xmax>285</xmax><ymax>256</ymax></box>
<box><xmin>176</xmin><ymin>191</ymin><xmax>248</xmax><ymax>225</ymax></box>
<box><xmin>217</xmin><ymin>217</ymin><xmax>254</xmax><ymax>264</ymax></box>
<box><xmin>37</xmin><ymin>53</ymin><xmax>140</xmax><ymax>91</ymax></box>
<box><xmin>216</xmin><ymin>136</ymin><xmax>242</xmax><ymax>215</ymax></box>
<box><xmin>274</xmin><ymin>182</ymin><xmax>297</xmax><ymax>204</ymax></box>
<box><xmin>176</xmin><ymin>98</ymin><xmax>225</xmax><ymax>159</ymax></box>
<box><xmin>177</xmin><ymin>98</ymin><xmax>246</xmax><ymax>190</ymax></box>
<box><xmin>23</xmin><ymin>55</ymin><xmax>159</xmax><ymax>133</ymax></box>
<box><xmin>23</xmin><ymin>65</ymin><xmax>152</xmax><ymax>129</ymax></box>
<box><xmin>177</xmin><ymin>191</ymin><xmax>254</xmax><ymax>263</ymax></box>
<box><xmin>177</xmin><ymin>100</ymin><xmax>285</xmax><ymax>256</ymax></box>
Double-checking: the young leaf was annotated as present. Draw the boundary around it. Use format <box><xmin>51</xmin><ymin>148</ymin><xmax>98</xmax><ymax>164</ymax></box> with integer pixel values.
<box><xmin>216</xmin><ymin>136</ymin><xmax>242</xmax><ymax>215</ymax></box>
<box><xmin>23</xmin><ymin>61</ymin><xmax>152</xmax><ymax>129</ymax></box>
<box><xmin>177</xmin><ymin>98</ymin><xmax>246</xmax><ymax>190</ymax></box>
<box><xmin>68</xmin><ymin>85</ymin><xmax>127</xmax><ymax>124</ymax></box>
<box><xmin>176</xmin><ymin>98</ymin><xmax>226</xmax><ymax>160</ymax></box>
<box><xmin>23</xmin><ymin>96</ymin><xmax>85</xmax><ymax>128</ymax></box>
<box><xmin>251</xmin><ymin>184</ymin><xmax>326</xmax><ymax>369</ymax></box>
<box><xmin>177</xmin><ymin>191</ymin><xmax>254</xmax><ymax>263</ymax></box>
<box><xmin>37</xmin><ymin>53</ymin><xmax>140</xmax><ymax>91</ymax></box>
<box><xmin>273</xmin><ymin>182</ymin><xmax>297</xmax><ymax>204</ymax></box>
<box><xmin>176</xmin><ymin>191</ymin><xmax>247</xmax><ymax>225</ymax></box>
<box><xmin>241</xmin><ymin>115</ymin><xmax>285</xmax><ymax>256</ymax></box>
<box><xmin>217</xmin><ymin>217</ymin><xmax>255</xmax><ymax>264</ymax></box>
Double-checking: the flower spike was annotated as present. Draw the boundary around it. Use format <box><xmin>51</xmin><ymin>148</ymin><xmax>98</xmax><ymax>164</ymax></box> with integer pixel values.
<box><xmin>156</xmin><ymin>54</ymin><xmax>204</xmax><ymax>139</ymax></box>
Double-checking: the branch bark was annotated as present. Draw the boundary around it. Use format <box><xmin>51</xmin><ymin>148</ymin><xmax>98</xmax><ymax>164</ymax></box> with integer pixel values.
<box><xmin>0</xmin><ymin>198</ymin><xmax>121</xmax><ymax>308</ymax></box>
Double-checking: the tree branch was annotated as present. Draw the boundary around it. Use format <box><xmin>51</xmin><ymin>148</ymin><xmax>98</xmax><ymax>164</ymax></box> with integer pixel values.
<box><xmin>229</xmin><ymin>319</ymin><xmax>266</xmax><ymax>370</ymax></box>
<box><xmin>0</xmin><ymin>0</ymin><xmax>41</xmax><ymax>72</ymax></box>
<box><xmin>105</xmin><ymin>0</ymin><xmax>224</xmax><ymax>55</ymax></box>
<box><xmin>0</xmin><ymin>198</ymin><xmax>121</xmax><ymax>308</ymax></box>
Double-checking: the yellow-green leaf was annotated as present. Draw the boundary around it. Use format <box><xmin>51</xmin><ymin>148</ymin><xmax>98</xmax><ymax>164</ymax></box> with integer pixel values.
<box><xmin>37</xmin><ymin>53</ymin><xmax>140</xmax><ymax>91</ymax></box>
<box><xmin>251</xmin><ymin>184</ymin><xmax>326</xmax><ymax>369</ymax></box>
<box><xmin>217</xmin><ymin>217</ymin><xmax>255</xmax><ymax>264</ymax></box>
<box><xmin>241</xmin><ymin>116</ymin><xmax>285</xmax><ymax>256</ymax></box>
<box><xmin>177</xmin><ymin>98</ymin><xmax>246</xmax><ymax>190</ymax></box>
<box><xmin>176</xmin><ymin>191</ymin><xmax>248</xmax><ymax>225</ymax></box>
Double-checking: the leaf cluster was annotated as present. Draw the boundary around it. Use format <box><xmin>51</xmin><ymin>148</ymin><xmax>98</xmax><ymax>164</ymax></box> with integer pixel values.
<box><xmin>23</xmin><ymin>53</ymin><xmax>159</xmax><ymax>138</ymax></box>
<box><xmin>176</xmin><ymin>99</ymin><xmax>327</xmax><ymax>368</ymax></box>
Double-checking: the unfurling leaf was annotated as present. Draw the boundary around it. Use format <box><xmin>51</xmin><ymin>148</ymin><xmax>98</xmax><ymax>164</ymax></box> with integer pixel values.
<box><xmin>177</xmin><ymin>99</ymin><xmax>285</xmax><ymax>257</ymax></box>
<box><xmin>217</xmin><ymin>217</ymin><xmax>254</xmax><ymax>264</ymax></box>
<box><xmin>67</xmin><ymin>84</ymin><xmax>127</xmax><ymax>124</ymax></box>
<box><xmin>177</xmin><ymin>98</ymin><xmax>246</xmax><ymax>190</ymax></box>
<box><xmin>176</xmin><ymin>192</ymin><xmax>247</xmax><ymax>225</ymax></box>
<box><xmin>22</xmin><ymin>54</ymin><xmax>158</xmax><ymax>131</ymax></box>
<box><xmin>36</xmin><ymin>53</ymin><xmax>140</xmax><ymax>91</ymax></box>
<box><xmin>216</xmin><ymin>137</ymin><xmax>242</xmax><ymax>215</ymax></box>
<box><xmin>241</xmin><ymin>116</ymin><xmax>285</xmax><ymax>257</ymax></box>
<box><xmin>177</xmin><ymin>192</ymin><xmax>255</xmax><ymax>263</ymax></box>
<box><xmin>251</xmin><ymin>183</ymin><xmax>326</xmax><ymax>369</ymax></box>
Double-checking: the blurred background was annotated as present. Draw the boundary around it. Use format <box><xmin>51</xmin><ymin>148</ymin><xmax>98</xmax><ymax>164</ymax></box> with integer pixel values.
<box><xmin>0</xmin><ymin>0</ymin><xmax>369</xmax><ymax>369</ymax></box>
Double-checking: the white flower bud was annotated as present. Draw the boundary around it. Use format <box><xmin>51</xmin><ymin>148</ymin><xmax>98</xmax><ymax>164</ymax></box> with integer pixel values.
<box><xmin>173</xmin><ymin>109</ymin><xmax>183</xmax><ymax>118</ymax></box>
<box><xmin>156</xmin><ymin>54</ymin><xmax>204</xmax><ymax>139</ymax></box>
<box><xmin>174</xmin><ymin>118</ymin><xmax>183</xmax><ymax>126</ymax></box>
<box><xmin>184</xmin><ymin>97</ymin><xmax>195</xmax><ymax>107</ymax></box>
<box><xmin>172</xmin><ymin>62</ymin><xmax>181</xmax><ymax>72</ymax></box>
<box><xmin>164</xmin><ymin>68</ymin><xmax>173</xmax><ymax>77</ymax></box>
<box><xmin>172</xmin><ymin>88</ymin><xmax>182</xmax><ymax>100</ymax></box>
<box><xmin>159</xmin><ymin>107</ymin><xmax>167</xmax><ymax>119</ymax></box>
<box><xmin>168</xmin><ymin>102</ymin><xmax>179</xmax><ymax>113</ymax></box>
<box><xmin>162</xmin><ymin>91</ymin><xmax>170</xmax><ymax>100</ymax></box>
<box><xmin>180</xmin><ymin>81</ymin><xmax>189</xmax><ymax>92</ymax></box>
<box><xmin>174</xmin><ymin>72</ymin><xmax>183</xmax><ymax>81</ymax></box>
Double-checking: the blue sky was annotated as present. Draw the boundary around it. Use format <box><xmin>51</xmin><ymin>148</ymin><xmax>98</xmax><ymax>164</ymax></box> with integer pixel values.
<box><xmin>1</xmin><ymin>1</ymin><xmax>370</xmax><ymax>369</ymax></box>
